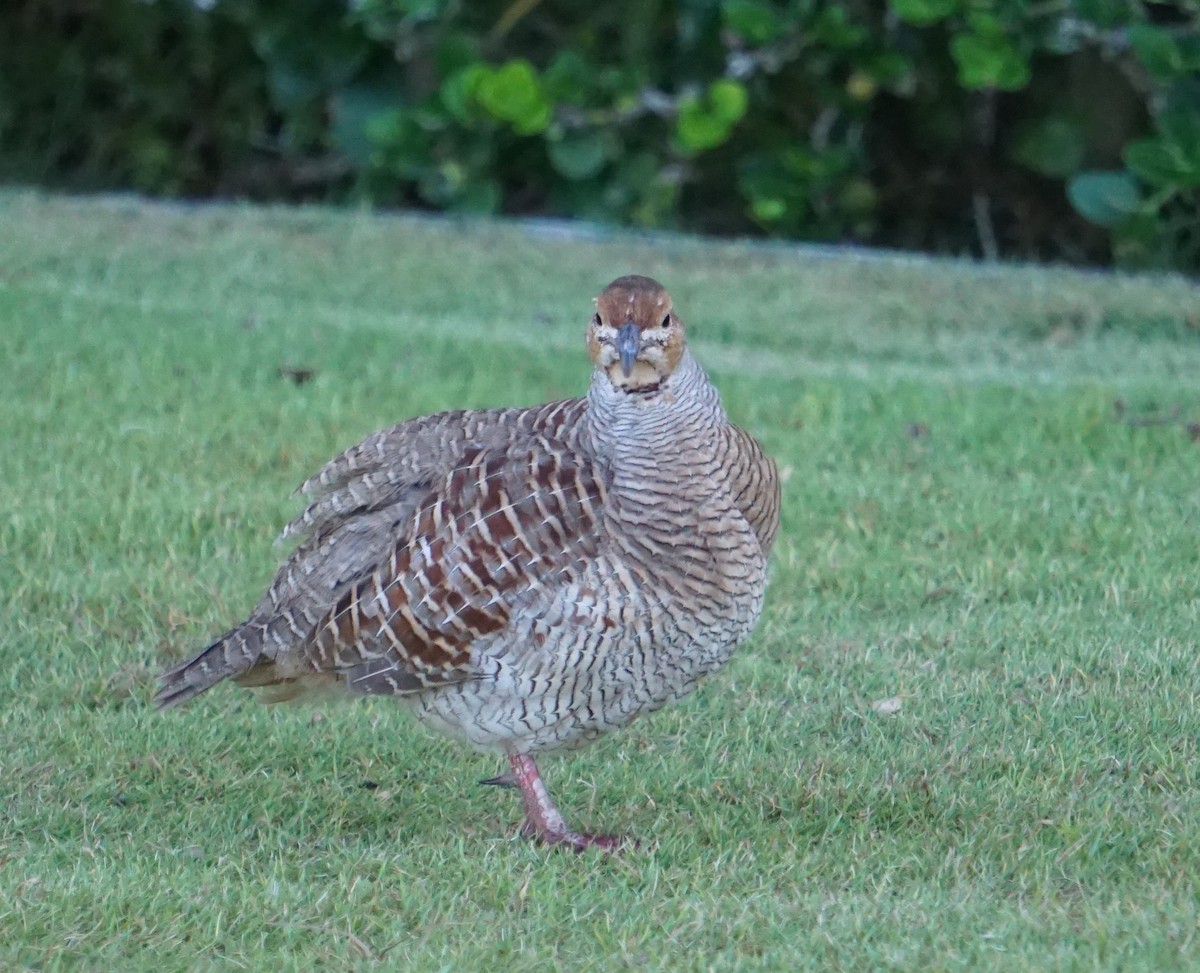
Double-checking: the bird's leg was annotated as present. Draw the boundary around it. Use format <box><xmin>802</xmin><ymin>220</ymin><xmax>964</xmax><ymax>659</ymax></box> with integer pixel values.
<box><xmin>507</xmin><ymin>753</ymin><xmax>628</xmax><ymax>853</ymax></box>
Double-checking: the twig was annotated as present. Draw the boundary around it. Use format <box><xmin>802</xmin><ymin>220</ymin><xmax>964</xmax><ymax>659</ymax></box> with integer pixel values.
<box><xmin>973</xmin><ymin>193</ymin><xmax>999</xmax><ymax>261</ymax></box>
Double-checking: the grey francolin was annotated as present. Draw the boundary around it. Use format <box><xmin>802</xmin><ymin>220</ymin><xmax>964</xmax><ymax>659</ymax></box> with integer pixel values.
<box><xmin>157</xmin><ymin>275</ymin><xmax>780</xmax><ymax>850</ymax></box>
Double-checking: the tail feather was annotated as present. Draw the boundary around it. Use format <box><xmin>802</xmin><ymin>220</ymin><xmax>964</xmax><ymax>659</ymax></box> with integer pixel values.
<box><xmin>154</xmin><ymin>624</ymin><xmax>266</xmax><ymax>709</ymax></box>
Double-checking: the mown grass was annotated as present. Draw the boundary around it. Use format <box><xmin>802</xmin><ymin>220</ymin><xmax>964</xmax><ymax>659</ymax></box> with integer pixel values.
<box><xmin>2</xmin><ymin>191</ymin><xmax>1199</xmax><ymax>971</ymax></box>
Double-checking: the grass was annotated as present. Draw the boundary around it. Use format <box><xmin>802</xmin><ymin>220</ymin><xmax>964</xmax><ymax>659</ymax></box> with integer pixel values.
<box><xmin>2</xmin><ymin>189</ymin><xmax>1200</xmax><ymax>971</ymax></box>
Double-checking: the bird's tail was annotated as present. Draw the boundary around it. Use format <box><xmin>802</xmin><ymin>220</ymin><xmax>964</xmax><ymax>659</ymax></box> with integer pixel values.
<box><xmin>154</xmin><ymin>623</ymin><xmax>268</xmax><ymax>709</ymax></box>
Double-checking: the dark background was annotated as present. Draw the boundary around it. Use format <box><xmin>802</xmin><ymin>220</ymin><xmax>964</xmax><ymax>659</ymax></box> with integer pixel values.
<box><xmin>2</xmin><ymin>0</ymin><xmax>1197</xmax><ymax>270</ymax></box>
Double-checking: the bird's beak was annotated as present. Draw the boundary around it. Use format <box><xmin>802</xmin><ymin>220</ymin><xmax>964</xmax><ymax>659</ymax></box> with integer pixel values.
<box><xmin>616</xmin><ymin>322</ymin><xmax>640</xmax><ymax>377</ymax></box>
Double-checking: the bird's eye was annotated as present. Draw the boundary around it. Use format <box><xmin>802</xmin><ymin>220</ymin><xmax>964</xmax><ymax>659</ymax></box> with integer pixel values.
<box><xmin>592</xmin><ymin>313</ymin><xmax>602</xmax><ymax>326</ymax></box>
<box><xmin>661</xmin><ymin>314</ymin><xmax>671</xmax><ymax>328</ymax></box>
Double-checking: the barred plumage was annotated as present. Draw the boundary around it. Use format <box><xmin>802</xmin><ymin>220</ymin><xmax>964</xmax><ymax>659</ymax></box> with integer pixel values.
<box><xmin>157</xmin><ymin>275</ymin><xmax>781</xmax><ymax>850</ymax></box>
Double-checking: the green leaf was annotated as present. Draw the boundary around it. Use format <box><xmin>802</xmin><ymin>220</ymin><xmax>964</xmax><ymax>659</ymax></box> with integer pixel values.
<box><xmin>811</xmin><ymin>5</ymin><xmax>867</xmax><ymax>48</ymax></box>
<box><xmin>1126</xmin><ymin>111</ymin><xmax>1200</xmax><ymax>189</ymax></box>
<box><xmin>964</xmin><ymin>12</ymin><xmax>1004</xmax><ymax>37</ymax></box>
<box><xmin>547</xmin><ymin>132</ymin><xmax>612</xmax><ymax>180</ymax></box>
<box><xmin>1012</xmin><ymin>117</ymin><xmax>1085</xmax><ymax>179</ymax></box>
<box><xmin>1125</xmin><ymin>138</ymin><xmax>1200</xmax><ymax>190</ymax></box>
<box><xmin>440</xmin><ymin>64</ymin><xmax>489</xmax><ymax>123</ymax></box>
<box><xmin>1180</xmin><ymin>36</ymin><xmax>1200</xmax><ymax>73</ymax></box>
<box><xmin>363</xmin><ymin>110</ymin><xmax>431</xmax><ymax>175</ymax></box>
<box><xmin>676</xmin><ymin>99</ymin><xmax>731</xmax><ymax>153</ymax></box>
<box><xmin>1160</xmin><ymin>110</ymin><xmax>1200</xmax><ymax>156</ymax></box>
<box><xmin>950</xmin><ymin>31</ymin><xmax>1030</xmax><ymax>91</ymax></box>
<box><xmin>1072</xmin><ymin>0</ymin><xmax>1136</xmax><ymax>30</ymax></box>
<box><xmin>708</xmin><ymin>80</ymin><xmax>749</xmax><ymax>124</ymax></box>
<box><xmin>1165</xmin><ymin>78</ymin><xmax>1200</xmax><ymax>120</ymax></box>
<box><xmin>865</xmin><ymin>52</ymin><xmax>916</xmax><ymax>86</ymax></box>
<box><xmin>543</xmin><ymin>50</ymin><xmax>591</xmax><ymax>104</ymax></box>
<box><xmin>891</xmin><ymin>0</ymin><xmax>957</xmax><ymax>26</ymax></box>
<box><xmin>1129</xmin><ymin>23</ymin><xmax>1183</xmax><ymax>83</ymax></box>
<box><xmin>750</xmin><ymin>196</ymin><xmax>788</xmax><ymax>223</ymax></box>
<box><xmin>475</xmin><ymin>59</ymin><xmax>551</xmax><ymax>135</ymax></box>
<box><xmin>675</xmin><ymin>81</ymin><xmax>748</xmax><ymax>153</ymax></box>
<box><xmin>1067</xmin><ymin>171</ymin><xmax>1142</xmax><ymax>227</ymax></box>
<box><xmin>514</xmin><ymin>103</ymin><xmax>553</xmax><ymax>136</ymax></box>
<box><xmin>722</xmin><ymin>0</ymin><xmax>783</xmax><ymax>45</ymax></box>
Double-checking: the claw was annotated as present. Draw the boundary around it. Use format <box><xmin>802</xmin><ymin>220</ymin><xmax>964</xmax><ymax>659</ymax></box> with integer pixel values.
<box><xmin>505</xmin><ymin>753</ymin><xmax>633</xmax><ymax>854</ymax></box>
<box><xmin>479</xmin><ymin>773</ymin><xmax>518</xmax><ymax>789</ymax></box>
<box><xmin>534</xmin><ymin>828</ymin><xmax>635</xmax><ymax>853</ymax></box>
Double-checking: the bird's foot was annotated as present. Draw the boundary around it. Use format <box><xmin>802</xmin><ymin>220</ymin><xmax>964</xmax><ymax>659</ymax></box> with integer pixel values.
<box><xmin>520</xmin><ymin>822</ymin><xmax>633</xmax><ymax>853</ymax></box>
<box><xmin>505</xmin><ymin>753</ymin><xmax>634</xmax><ymax>854</ymax></box>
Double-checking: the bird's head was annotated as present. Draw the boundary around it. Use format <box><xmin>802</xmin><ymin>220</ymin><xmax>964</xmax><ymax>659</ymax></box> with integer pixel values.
<box><xmin>587</xmin><ymin>275</ymin><xmax>685</xmax><ymax>393</ymax></box>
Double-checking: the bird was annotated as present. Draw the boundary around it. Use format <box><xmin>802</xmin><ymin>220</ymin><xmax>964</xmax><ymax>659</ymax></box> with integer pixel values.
<box><xmin>156</xmin><ymin>274</ymin><xmax>781</xmax><ymax>851</ymax></box>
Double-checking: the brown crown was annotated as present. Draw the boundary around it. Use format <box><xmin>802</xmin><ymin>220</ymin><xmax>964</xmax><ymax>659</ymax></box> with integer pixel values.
<box><xmin>595</xmin><ymin>275</ymin><xmax>675</xmax><ymax>330</ymax></box>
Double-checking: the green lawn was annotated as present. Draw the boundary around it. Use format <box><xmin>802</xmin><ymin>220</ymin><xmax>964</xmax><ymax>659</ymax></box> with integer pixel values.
<box><xmin>2</xmin><ymin>190</ymin><xmax>1200</xmax><ymax>971</ymax></box>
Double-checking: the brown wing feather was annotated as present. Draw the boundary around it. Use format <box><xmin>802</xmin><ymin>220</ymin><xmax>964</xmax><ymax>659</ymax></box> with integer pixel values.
<box><xmin>289</xmin><ymin>439</ymin><xmax>609</xmax><ymax>695</ymax></box>
<box><xmin>156</xmin><ymin>400</ymin><xmax>590</xmax><ymax>708</ymax></box>
<box><xmin>283</xmin><ymin>399</ymin><xmax>587</xmax><ymax>541</ymax></box>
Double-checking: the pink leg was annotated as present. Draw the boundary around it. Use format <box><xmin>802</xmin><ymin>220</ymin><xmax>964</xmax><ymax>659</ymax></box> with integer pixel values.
<box><xmin>508</xmin><ymin>754</ymin><xmax>628</xmax><ymax>852</ymax></box>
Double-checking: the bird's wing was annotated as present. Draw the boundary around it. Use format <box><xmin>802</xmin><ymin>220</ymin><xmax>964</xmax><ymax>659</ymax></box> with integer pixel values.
<box><xmin>265</xmin><ymin>397</ymin><xmax>591</xmax><ymax>663</ymax></box>
<box><xmin>281</xmin><ymin>399</ymin><xmax>587</xmax><ymax>542</ymax></box>
<box><xmin>722</xmin><ymin>424</ymin><xmax>781</xmax><ymax>558</ymax></box>
<box><xmin>287</xmin><ymin>437</ymin><xmax>609</xmax><ymax>694</ymax></box>
<box><xmin>156</xmin><ymin>401</ymin><xmax>591</xmax><ymax>708</ymax></box>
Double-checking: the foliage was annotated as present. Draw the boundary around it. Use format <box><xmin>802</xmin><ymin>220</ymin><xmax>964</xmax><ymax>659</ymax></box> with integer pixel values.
<box><xmin>2</xmin><ymin>0</ymin><xmax>1199</xmax><ymax>269</ymax></box>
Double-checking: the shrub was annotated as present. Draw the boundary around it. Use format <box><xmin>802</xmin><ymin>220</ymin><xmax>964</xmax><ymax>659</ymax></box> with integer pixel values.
<box><xmin>2</xmin><ymin>0</ymin><xmax>1197</xmax><ymax>270</ymax></box>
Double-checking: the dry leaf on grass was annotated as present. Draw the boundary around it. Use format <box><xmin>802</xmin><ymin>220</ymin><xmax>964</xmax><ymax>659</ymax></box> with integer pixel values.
<box><xmin>871</xmin><ymin>696</ymin><xmax>904</xmax><ymax>715</ymax></box>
